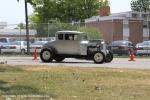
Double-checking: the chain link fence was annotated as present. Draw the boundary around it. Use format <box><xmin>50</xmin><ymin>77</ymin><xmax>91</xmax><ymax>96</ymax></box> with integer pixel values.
<box><xmin>0</xmin><ymin>20</ymin><xmax>149</xmax><ymax>44</ymax></box>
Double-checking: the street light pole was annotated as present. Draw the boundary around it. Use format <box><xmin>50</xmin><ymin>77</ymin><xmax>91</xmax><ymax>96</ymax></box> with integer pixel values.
<box><xmin>25</xmin><ymin>0</ymin><xmax>30</xmax><ymax>54</ymax></box>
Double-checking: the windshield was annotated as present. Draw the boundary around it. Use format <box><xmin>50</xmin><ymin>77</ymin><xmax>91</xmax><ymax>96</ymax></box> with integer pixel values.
<box><xmin>112</xmin><ymin>41</ymin><xmax>129</xmax><ymax>46</ymax></box>
<box><xmin>32</xmin><ymin>41</ymin><xmax>48</xmax><ymax>45</ymax></box>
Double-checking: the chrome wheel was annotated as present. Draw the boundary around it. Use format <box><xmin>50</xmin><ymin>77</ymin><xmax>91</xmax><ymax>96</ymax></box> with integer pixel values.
<box><xmin>93</xmin><ymin>52</ymin><xmax>104</xmax><ymax>64</ymax></box>
<box><xmin>42</xmin><ymin>51</ymin><xmax>51</xmax><ymax>60</ymax></box>
<box><xmin>40</xmin><ymin>49</ymin><xmax>53</xmax><ymax>62</ymax></box>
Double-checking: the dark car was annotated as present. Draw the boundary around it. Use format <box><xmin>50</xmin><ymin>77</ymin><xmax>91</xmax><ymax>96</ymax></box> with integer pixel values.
<box><xmin>108</xmin><ymin>40</ymin><xmax>135</xmax><ymax>55</ymax></box>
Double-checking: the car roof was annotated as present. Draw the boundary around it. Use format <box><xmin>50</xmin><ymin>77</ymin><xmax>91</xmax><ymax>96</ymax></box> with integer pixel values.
<box><xmin>143</xmin><ymin>40</ymin><xmax>150</xmax><ymax>42</ymax></box>
<box><xmin>12</xmin><ymin>41</ymin><xmax>26</xmax><ymax>43</ymax></box>
<box><xmin>56</xmin><ymin>31</ymin><xmax>84</xmax><ymax>34</ymax></box>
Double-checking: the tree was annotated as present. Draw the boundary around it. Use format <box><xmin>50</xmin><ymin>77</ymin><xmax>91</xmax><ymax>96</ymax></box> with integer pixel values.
<box><xmin>78</xmin><ymin>27</ymin><xmax>102</xmax><ymax>39</ymax></box>
<box><xmin>28</xmin><ymin>0</ymin><xmax>104</xmax><ymax>23</ymax></box>
<box><xmin>18</xmin><ymin>23</ymin><xmax>26</xmax><ymax>29</ymax></box>
<box><xmin>131</xmin><ymin>0</ymin><xmax>150</xmax><ymax>12</ymax></box>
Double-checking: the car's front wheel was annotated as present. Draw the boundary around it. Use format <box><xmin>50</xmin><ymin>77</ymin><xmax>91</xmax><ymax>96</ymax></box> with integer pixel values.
<box><xmin>93</xmin><ymin>51</ymin><xmax>105</xmax><ymax>64</ymax></box>
<box><xmin>40</xmin><ymin>48</ymin><xmax>54</xmax><ymax>62</ymax></box>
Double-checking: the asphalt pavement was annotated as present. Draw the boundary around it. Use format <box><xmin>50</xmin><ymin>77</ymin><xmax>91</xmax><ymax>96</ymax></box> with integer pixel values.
<box><xmin>0</xmin><ymin>56</ymin><xmax>150</xmax><ymax>69</ymax></box>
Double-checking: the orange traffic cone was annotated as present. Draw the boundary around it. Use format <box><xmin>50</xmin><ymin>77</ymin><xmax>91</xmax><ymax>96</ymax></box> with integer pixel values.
<box><xmin>129</xmin><ymin>48</ymin><xmax>135</xmax><ymax>61</ymax></box>
<box><xmin>34</xmin><ymin>48</ymin><xmax>38</xmax><ymax>60</ymax></box>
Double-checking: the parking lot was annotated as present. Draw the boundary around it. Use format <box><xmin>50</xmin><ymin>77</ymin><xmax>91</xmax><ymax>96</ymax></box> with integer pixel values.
<box><xmin>0</xmin><ymin>56</ymin><xmax>150</xmax><ymax>69</ymax></box>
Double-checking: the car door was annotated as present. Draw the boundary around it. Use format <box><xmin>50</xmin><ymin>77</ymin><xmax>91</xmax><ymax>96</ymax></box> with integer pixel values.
<box><xmin>55</xmin><ymin>33</ymin><xmax>80</xmax><ymax>55</ymax></box>
<box><xmin>147</xmin><ymin>41</ymin><xmax>150</xmax><ymax>54</ymax></box>
<box><xmin>143</xmin><ymin>41</ymin><xmax>149</xmax><ymax>55</ymax></box>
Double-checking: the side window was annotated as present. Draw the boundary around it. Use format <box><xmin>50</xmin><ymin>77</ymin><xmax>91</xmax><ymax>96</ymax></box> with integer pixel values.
<box><xmin>65</xmin><ymin>34</ymin><xmax>69</xmax><ymax>40</ymax></box>
<box><xmin>58</xmin><ymin>34</ymin><xmax>63</xmax><ymax>40</ymax></box>
<box><xmin>143</xmin><ymin>41</ymin><xmax>148</xmax><ymax>45</ymax></box>
<box><xmin>23</xmin><ymin>42</ymin><xmax>27</xmax><ymax>45</ymax></box>
<box><xmin>65</xmin><ymin>34</ymin><xmax>74</xmax><ymax>40</ymax></box>
<box><xmin>128</xmin><ymin>42</ymin><xmax>133</xmax><ymax>46</ymax></box>
<box><xmin>0</xmin><ymin>38</ymin><xmax>6</xmax><ymax>43</ymax></box>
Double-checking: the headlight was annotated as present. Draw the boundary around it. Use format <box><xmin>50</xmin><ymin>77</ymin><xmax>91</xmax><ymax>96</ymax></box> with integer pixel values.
<box><xmin>101</xmin><ymin>41</ymin><xmax>105</xmax><ymax>44</ymax></box>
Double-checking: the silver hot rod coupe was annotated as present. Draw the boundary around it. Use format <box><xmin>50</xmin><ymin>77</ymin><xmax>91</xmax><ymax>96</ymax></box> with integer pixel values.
<box><xmin>40</xmin><ymin>31</ymin><xmax>113</xmax><ymax>64</ymax></box>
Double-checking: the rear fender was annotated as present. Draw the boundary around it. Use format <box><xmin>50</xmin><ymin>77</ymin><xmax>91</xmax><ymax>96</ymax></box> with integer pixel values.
<box><xmin>41</xmin><ymin>47</ymin><xmax>57</xmax><ymax>55</ymax></box>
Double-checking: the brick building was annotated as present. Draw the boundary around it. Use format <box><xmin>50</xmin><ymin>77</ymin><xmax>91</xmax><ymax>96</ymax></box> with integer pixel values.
<box><xmin>85</xmin><ymin>11</ymin><xmax>150</xmax><ymax>44</ymax></box>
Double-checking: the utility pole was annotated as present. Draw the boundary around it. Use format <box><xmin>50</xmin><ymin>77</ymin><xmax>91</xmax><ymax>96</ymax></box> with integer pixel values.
<box><xmin>25</xmin><ymin>0</ymin><xmax>30</xmax><ymax>54</ymax></box>
<box><xmin>17</xmin><ymin>0</ymin><xmax>30</xmax><ymax>54</ymax></box>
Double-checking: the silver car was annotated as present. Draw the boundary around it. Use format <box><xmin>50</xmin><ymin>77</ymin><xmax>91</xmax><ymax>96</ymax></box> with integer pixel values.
<box><xmin>1</xmin><ymin>41</ymin><xmax>27</xmax><ymax>54</ymax></box>
<box><xmin>30</xmin><ymin>41</ymin><xmax>48</xmax><ymax>53</ymax></box>
<box><xmin>136</xmin><ymin>41</ymin><xmax>150</xmax><ymax>55</ymax></box>
<box><xmin>40</xmin><ymin>31</ymin><xmax>113</xmax><ymax>64</ymax></box>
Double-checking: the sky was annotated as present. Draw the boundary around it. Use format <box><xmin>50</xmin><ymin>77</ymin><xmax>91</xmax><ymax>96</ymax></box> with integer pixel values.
<box><xmin>0</xmin><ymin>0</ymin><xmax>131</xmax><ymax>25</ymax></box>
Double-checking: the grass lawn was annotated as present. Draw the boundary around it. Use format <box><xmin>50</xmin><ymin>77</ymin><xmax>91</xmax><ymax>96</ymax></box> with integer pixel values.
<box><xmin>0</xmin><ymin>65</ymin><xmax>150</xmax><ymax>100</ymax></box>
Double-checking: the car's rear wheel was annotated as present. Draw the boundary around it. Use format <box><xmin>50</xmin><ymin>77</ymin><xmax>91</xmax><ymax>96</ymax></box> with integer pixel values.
<box><xmin>40</xmin><ymin>48</ymin><xmax>53</xmax><ymax>62</ymax></box>
<box><xmin>21</xmin><ymin>49</ymin><xmax>25</xmax><ymax>55</ymax></box>
<box><xmin>54</xmin><ymin>56</ymin><xmax>65</xmax><ymax>62</ymax></box>
<box><xmin>105</xmin><ymin>51</ymin><xmax>113</xmax><ymax>63</ymax></box>
<box><xmin>93</xmin><ymin>51</ymin><xmax>105</xmax><ymax>64</ymax></box>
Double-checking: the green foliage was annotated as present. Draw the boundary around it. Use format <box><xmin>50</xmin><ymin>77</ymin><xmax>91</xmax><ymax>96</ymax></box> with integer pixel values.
<box><xmin>35</xmin><ymin>21</ymin><xmax>79</xmax><ymax>37</ymax></box>
<box><xmin>99</xmin><ymin>0</ymin><xmax>110</xmax><ymax>6</ymax></box>
<box><xmin>78</xmin><ymin>27</ymin><xmax>102</xmax><ymax>39</ymax></box>
<box><xmin>131</xmin><ymin>0</ymin><xmax>150</xmax><ymax>12</ymax></box>
<box><xmin>28</xmin><ymin>0</ymin><xmax>102</xmax><ymax>23</ymax></box>
<box><xmin>18</xmin><ymin>23</ymin><xmax>26</xmax><ymax>29</ymax></box>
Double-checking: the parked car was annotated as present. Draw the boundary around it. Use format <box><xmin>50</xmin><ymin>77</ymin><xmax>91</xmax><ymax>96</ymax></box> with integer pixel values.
<box><xmin>30</xmin><ymin>41</ymin><xmax>48</xmax><ymax>53</ymax></box>
<box><xmin>0</xmin><ymin>38</ymin><xmax>13</xmax><ymax>52</ymax></box>
<box><xmin>1</xmin><ymin>41</ymin><xmax>27</xmax><ymax>54</ymax></box>
<box><xmin>0</xmin><ymin>42</ymin><xmax>8</xmax><ymax>53</ymax></box>
<box><xmin>40</xmin><ymin>31</ymin><xmax>113</xmax><ymax>64</ymax></box>
<box><xmin>136</xmin><ymin>41</ymin><xmax>150</xmax><ymax>56</ymax></box>
<box><xmin>0</xmin><ymin>38</ymin><xmax>13</xmax><ymax>44</ymax></box>
<box><xmin>108</xmin><ymin>40</ymin><xmax>135</xmax><ymax>55</ymax></box>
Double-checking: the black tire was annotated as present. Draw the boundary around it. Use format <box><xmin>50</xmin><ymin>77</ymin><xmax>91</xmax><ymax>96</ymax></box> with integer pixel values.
<box><xmin>40</xmin><ymin>48</ymin><xmax>54</xmax><ymax>63</ymax></box>
<box><xmin>54</xmin><ymin>56</ymin><xmax>65</xmax><ymax>62</ymax></box>
<box><xmin>105</xmin><ymin>51</ymin><xmax>113</xmax><ymax>63</ymax></box>
<box><xmin>21</xmin><ymin>49</ymin><xmax>26</xmax><ymax>55</ymax></box>
<box><xmin>93</xmin><ymin>51</ymin><xmax>105</xmax><ymax>64</ymax></box>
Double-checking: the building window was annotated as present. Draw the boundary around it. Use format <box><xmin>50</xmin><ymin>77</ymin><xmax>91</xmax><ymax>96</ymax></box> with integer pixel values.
<box><xmin>132</xmin><ymin>13</ymin><xmax>138</xmax><ymax>18</ymax></box>
<box><xmin>143</xmin><ymin>21</ymin><xmax>148</xmax><ymax>28</ymax></box>
<box><xmin>123</xmin><ymin>20</ymin><xmax>129</xmax><ymax>28</ymax></box>
<box><xmin>142</xmin><ymin>14</ymin><xmax>148</xmax><ymax>18</ymax></box>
